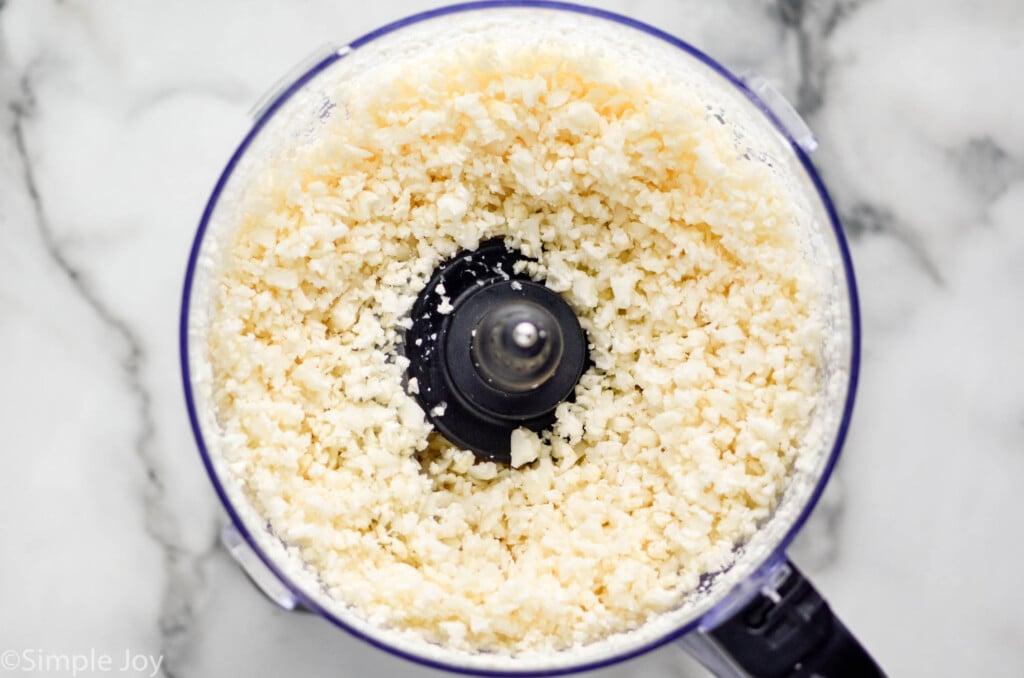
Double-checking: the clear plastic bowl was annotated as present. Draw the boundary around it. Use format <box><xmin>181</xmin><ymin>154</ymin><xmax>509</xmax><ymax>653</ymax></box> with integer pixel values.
<box><xmin>180</xmin><ymin>2</ymin><xmax>860</xmax><ymax>674</ymax></box>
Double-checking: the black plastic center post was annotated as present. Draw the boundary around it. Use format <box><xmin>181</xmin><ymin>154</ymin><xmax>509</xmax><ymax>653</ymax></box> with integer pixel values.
<box><xmin>403</xmin><ymin>240</ymin><xmax>588</xmax><ymax>464</ymax></box>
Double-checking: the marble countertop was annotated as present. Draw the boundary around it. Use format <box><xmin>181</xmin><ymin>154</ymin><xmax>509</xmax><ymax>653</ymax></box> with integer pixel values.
<box><xmin>1</xmin><ymin>0</ymin><xmax>1022</xmax><ymax>676</ymax></box>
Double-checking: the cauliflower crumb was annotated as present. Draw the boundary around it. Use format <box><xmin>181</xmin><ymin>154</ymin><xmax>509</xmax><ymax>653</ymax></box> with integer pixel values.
<box><xmin>510</xmin><ymin>427</ymin><xmax>543</xmax><ymax>468</ymax></box>
<box><xmin>208</xmin><ymin>39</ymin><xmax>823</xmax><ymax>656</ymax></box>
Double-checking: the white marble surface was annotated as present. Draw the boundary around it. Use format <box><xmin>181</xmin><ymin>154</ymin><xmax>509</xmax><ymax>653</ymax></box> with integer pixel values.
<box><xmin>1</xmin><ymin>0</ymin><xmax>1022</xmax><ymax>676</ymax></box>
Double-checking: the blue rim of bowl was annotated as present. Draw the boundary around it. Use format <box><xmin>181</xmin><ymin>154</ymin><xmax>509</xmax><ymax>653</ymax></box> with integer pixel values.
<box><xmin>179</xmin><ymin>1</ymin><xmax>862</xmax><ymax>675</ymax></box>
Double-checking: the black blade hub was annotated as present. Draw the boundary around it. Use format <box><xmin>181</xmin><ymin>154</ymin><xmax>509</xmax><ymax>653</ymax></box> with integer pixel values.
<box><xmin>403</xmin><ymin>239</ymin><xmax>589</xmax><ymax>464</ymax></box>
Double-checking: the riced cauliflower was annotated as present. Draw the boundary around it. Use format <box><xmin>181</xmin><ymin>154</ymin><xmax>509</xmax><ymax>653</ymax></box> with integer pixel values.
<box><xmin>208</xmin><ymin>39</ymin><xmax>822</xmax><ymax>654</ymax></box>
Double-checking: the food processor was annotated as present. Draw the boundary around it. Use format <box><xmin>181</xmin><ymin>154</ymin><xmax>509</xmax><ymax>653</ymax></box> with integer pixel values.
<box><xmin>180</xmin><ymin>3</ymin><xmax>883</xmax><ymax>676</ymax></box>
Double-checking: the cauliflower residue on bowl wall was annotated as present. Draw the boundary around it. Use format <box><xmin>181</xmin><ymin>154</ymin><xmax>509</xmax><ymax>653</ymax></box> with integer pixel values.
<box><xmin>207</xmin><ymin>41</ymin><xmax>822</xmax><ymax>654</ymax></box>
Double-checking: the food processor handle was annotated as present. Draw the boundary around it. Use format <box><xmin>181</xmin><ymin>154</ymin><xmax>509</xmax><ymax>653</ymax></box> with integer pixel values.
<box><xmin>694</xmin><ymin>558</ymin><xmax>885</xmax><ymax>677</ymax></box>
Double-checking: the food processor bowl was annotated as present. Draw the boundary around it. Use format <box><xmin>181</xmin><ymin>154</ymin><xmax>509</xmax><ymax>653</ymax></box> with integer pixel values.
<box><xmin>181</xmin><ymin>3</ymin><xmax>878</xmax><ymax>676</ymax></box>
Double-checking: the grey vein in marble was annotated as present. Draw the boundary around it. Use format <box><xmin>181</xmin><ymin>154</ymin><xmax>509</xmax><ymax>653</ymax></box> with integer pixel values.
<box><xmin>843</xmin><ymin>201</ymin><xmax>943</xmax><ymax>283</ymax></box>
<box><xmin>776</xmin><ymin>0</ymin><xmax>864</xmax><ymax>116</ymax></box>
<box><xmin>8</xmin><ymin>66</ymin><xmax>210</xmax><ymax>678</ymax></box>
<box><xmin>777</xmin><ymin>0</ymin><xmax>946</xmax><ymax>287</ymax></box>
<box><xmin>950</xmin><ymin>136</ymin><xmax>1024</xmax><ymax>206</ymax></box>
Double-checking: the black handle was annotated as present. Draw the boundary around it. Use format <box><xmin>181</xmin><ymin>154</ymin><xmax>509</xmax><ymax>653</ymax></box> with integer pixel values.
<box><xmin>708</xmin><ymin>559</ymin><xmax>884</xmax><ymax>678</ymax></box>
